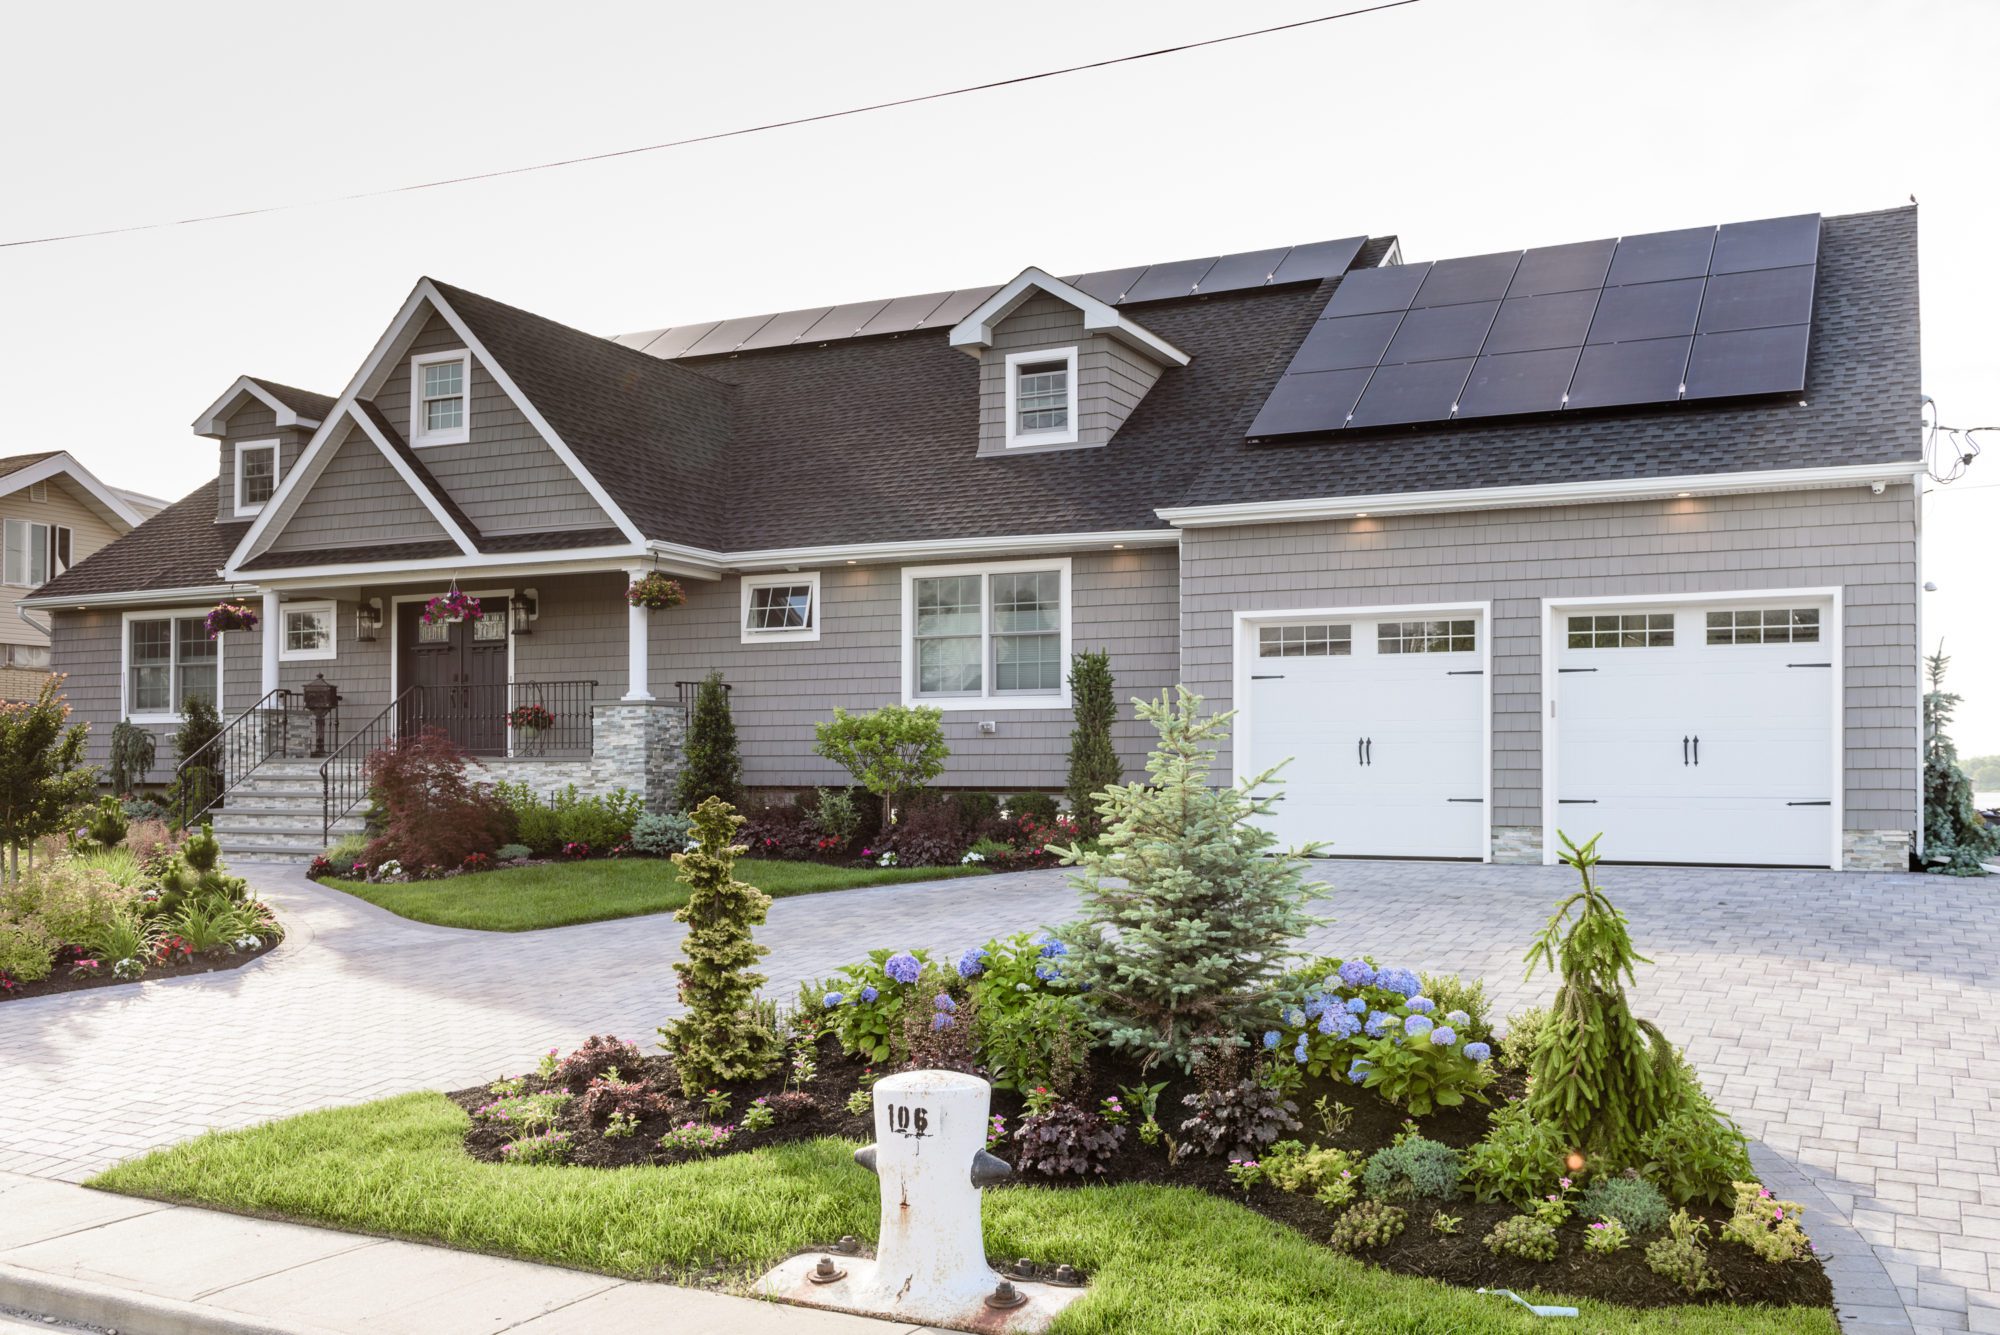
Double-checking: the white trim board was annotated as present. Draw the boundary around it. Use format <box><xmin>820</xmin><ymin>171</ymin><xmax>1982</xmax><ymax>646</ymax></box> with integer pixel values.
<box><xmin>685</xmin><ymin>528</ymin><xmax>1175</xmax><ymax>574</ymax></box>
<box><xmin>193</xmin><ymin>376</ymin><xmax>325</xmax><ymax>436</ymax></box>
<box><xmin>1537</xmin><ymin>586</ymin><xmax>1844</xmax><ymax>871</ymax></box>
<box><xmin>1230</xmin><ymin>600</ymin><xmax>1494</xmax><ymax>863</ymax></box>
<box><xmin>1156</xmin><ymin>463</ymin><xmax>1926</xmax><ymax>528</ymax></box>
<box><xmin>949</xmin><ymin>267</ymin><xmax>1190</xmax><ymax>367</ymax></box>
<box><xmin>899</xmin><ymin>556</ymin><xmax>1073</xmax><ymax>712</ymax></box>
<box><xmin>408</xmin><ymin>349</ymin><xmax>472</xmax><ymax>447</ymax></box>
<box><xmin>1003</xmin><ymin>346</ymin><xmax>1080</xmax><ymax>449</ymax></box>
<box><xmin>231</xmin><ymin>439</ymin><xmax>280</xmax><ymax>519</ymax></box>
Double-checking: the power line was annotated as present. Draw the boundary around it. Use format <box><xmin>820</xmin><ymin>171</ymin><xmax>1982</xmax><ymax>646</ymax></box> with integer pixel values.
<box><xmin>1</xmin><ymin>2</ymin><xmax>1419</xmax><ymax>251</ymax></box>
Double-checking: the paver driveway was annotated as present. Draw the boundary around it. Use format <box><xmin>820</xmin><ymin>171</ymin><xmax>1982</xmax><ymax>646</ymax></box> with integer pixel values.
<box><xmin>2</xmin><ymin>860</ymin><xmax>1988</xmax><ymax>1331</ymax></box>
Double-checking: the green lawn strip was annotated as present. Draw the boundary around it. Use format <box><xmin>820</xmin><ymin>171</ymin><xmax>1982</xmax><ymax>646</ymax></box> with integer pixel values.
<box><xmin>90</xmin><ymin>1093</ymin><xmax>1831</xmax><ymax>1335</ymax></box>
<box><xmin>321</xmin><ymin>859</ymin><xmax>986</xmax><ymax>931</ymax></box>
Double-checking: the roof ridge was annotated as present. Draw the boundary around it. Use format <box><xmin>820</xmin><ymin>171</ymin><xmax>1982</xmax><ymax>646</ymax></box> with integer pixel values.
<box><xmin>425</xmin><ymin>278</ymin><xmax>735</xmax><ymax>395</ymax></box>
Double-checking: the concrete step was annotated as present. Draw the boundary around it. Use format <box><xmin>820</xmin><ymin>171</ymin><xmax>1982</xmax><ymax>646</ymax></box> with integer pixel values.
<box><xmin>213</xmin><ymin>794</ymin><xmax>325</xmax><ymax>814</ymax></box>
<box><xmin>210</xmin><ymin>810</ymin><xmax>364</xmax><ymax>834</ymax></box>
<box><xmin>230</xmin><ymin>776</ymin><xmax>326</xmax><ymax>798</ymax></box>
<box><xmin>212</xmin><ymin>826</ymin><xmax>354</xmax><ymax>852</ymax></box>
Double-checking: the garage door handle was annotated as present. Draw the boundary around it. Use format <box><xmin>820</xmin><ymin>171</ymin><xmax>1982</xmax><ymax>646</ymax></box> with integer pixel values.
<box><xmin>1559</xmin><ymin>799</ymin><xmax>1598</xmax><ymax>804</ymax></box>
<box><xmin>1446</xmin><ymin>797</ymin><xmax>1483</xmax><ymax>803</ymax></box>
<box><xmin>1692</xmin><ymin>735</ymin><xmax>1699</xmax><ymax>766</ymax></box>
<box><xmin>1683</xmin><ymin>735</ymin><xmax>1690</xmax><ymax>766</ymax></box>
<box><xmin>1250</xmin><ymin>674</ymin><xmax>1284</xmax><ymax>680</ymax></box>
<box><xmin>1787</xmin><ymin>800</ymin><xmax>1832</xmax><ymax>807</ymax></box>
<box><xmin>1365</xmin><ymin>737</ymin><xmax>1373</xmax><ymax>765</ymax></box>
<box><xmin>1788</xmin><ymin>662</ymin><xmax>1832</xmax><ymax>669</ymax></box>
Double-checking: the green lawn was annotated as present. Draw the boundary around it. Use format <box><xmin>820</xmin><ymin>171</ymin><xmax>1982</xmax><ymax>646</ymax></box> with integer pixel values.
<box><xmin>322</xmin><ymin>858</ymin><xmax>985</xmax><ymax>931</ymax></box>
<box><xmin>91</xmin><ymin>1093</ymin><xmax>1832</xmax><ymax>1335</ymax></box>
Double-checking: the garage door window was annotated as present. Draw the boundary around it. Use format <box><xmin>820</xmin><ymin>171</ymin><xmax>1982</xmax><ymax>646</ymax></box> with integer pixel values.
<box><xmin>1259</xmin><ymin>623</ymin><xmax>1352</xmax><ymax>657</ymax></box>
<box><xmin>1706</xmin><ymin>608</ymin><xmax>1819</xmax><ymax>645</ymax></box>
<box><xmin>1567</xmin><ymin>613</ymin><xmax>1674</xmax><ymax>649</ymax></box>
<box><xmin>1378</xmin><ymin>619</ymin><xmax>1475</xmax><ymax>654</ymax></box>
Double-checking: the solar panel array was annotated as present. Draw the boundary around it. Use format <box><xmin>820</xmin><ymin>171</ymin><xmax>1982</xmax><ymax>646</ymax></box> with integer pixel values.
<box><xmin>1245</xmin><ymin>214</ymin><xmax>1820</xmax><ymax>439</ymax></box>
<box><xmin>612</xmin><ymin>237</ymin><xmax>1368</xmax><ymax>361</ymax></box>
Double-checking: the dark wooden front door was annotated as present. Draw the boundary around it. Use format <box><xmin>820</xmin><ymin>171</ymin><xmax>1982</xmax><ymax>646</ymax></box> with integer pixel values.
<box><xmin>399</xmin><ymin>602</ymin><xmax>509</xmax><ymax>755</ymax></box>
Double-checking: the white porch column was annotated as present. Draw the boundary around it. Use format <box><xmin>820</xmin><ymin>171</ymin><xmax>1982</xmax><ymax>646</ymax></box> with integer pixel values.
<box><xmin>622</xmin><ymin>567</ymin><xmax>655</xmax><ymax>702</ymax></box>
<box><xmin>260</xmin><ymin>590</ymin><xmax>281</xmax><ymax>698</ymax></box>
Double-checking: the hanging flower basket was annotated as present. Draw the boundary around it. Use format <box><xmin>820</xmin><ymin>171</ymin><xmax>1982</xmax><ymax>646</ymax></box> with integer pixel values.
<box><xmin>422</xmin><ymin>587</ymin><xmax>481</xmax><ymax>624</ymax></box>
<box><xmin>504</xmin><ymin>703</ymin><xmax>554</xmax><ymax>732</ymax></box>
<box><xmin>626</xmin><ymin>572</ymin><xmax>686</xmax><ymax>610</ymax></box>
<box><xmin>203</xmin><ymin>602</ymin><xmax>258</xmax><ymax>637</ymax></box>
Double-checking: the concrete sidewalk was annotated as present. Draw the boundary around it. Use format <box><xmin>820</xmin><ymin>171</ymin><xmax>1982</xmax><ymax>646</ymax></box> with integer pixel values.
<box><xmin>0</xmin><ymin>1174</ymin><xmax>928</xmax><ymax>1335</ymax></box>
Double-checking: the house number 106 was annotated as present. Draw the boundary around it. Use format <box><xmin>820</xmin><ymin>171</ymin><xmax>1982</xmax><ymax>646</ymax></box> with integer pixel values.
<box><xmin>887</xmin><ymin>1103</ymin><xmax>930</xmax><ymax>1138</ymax></box>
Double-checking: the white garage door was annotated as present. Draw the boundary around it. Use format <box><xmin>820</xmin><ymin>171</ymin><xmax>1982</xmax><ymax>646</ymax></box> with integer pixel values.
<box><xmin>1245</xmin><ymin>613</ymin><xmax>1487</xmax><ymax>859</ymax></box>
<box><xmin>1553</xmin><ymin>602</ymin><xmax>1836</xmax><ymax>867</ymax></box>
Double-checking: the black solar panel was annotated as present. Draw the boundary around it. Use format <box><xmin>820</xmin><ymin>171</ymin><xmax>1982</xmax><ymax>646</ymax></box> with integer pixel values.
<box><xmin>1245</xmin><ymin>367</ymin><xmax>1373</xmax><ymax>436</ymax></box>
<box><xmin>1483</xmin><ymin>290</ymin><xmax>1599</xmax><ymax>355</ymax></box>
<box><xmin>800</xmin><ymin>301</ymin><xmax>891</xmax><ymax>342</ymax></box>
<box><xmin>734</xmin><ymin>307</ymin><xmax>831</xmax><ymax>351</ymax></box>
<box><xmin>1321</xmin><ymin>262</ymin><xmax>1431</xmax><ymax>317</ymax></box>
<box><xmin>1683</xmin><ymin>324</ymin><xmax>1809</xmax><ymax>400</ymax></box>
<box><xmin>1565</xmin><ymin>337</ymin><xmax>1690</xmax><ymax>409</ymax></box>
<box><xmin>1348</xmin><ymin>359</ymin><xmax>1475</xmax><ymax>427</ymax></box>
<box><xmin>1585</xmin><ymin>278</ymin><xmax>1705</xmax><ymax>344</ymax></box>
<box><xmin>859</xmin><ymin>292</ymin><xmax>952</xmax><ymax>336</ymax></box>
<box><xmin>642</xmin><ymin>322</ymin><xmax>721</xmax><ymax>359</ymax></box>
<box><xmin>1383</xmin><ymin>301</ymin><xmax>1498</xmax><ymax>364</ymax></box>
<box><xmin>1123</xmin><ymin>258</ymin><xmax>1217</xmax><ymax>303</ymax></box>
<box><xmin>1710</xmin><ymin>214</ymin><xmax>1820</xmax><ymax>274</ymax></box>
<box><xmin>1456</xmin><ymin>347</ymin><xmax>1582</xmax><ymax>419</ymax></box>
<box><xmin>1604</xmin><ymin>226</ymin><xmax>1714</xmax><ymax>286</ymax></box>
<box><xmin>1068</xmin><ymin>266</ymin><xmax>1148</xmax><ymax>304</ymax></box>
<box><xmin>1413</xmin><ymin>251</ymin><xmax>1519</xmax><ymax>308</ymax></box>
<box><xmin>1270</xmin><ymin>236</ymin><xmax>1368</xmax><ymax>285</ymax></box>
<box><xmin>1290</xmin><ymin>313</ymin><xmax>1404</xmax><ymax>374</ymax></box>
<box><xmin>1694</xmin><ymin>265</ymin><xmax>1816</xmax><ymax>334</ymax></box>
<box><xmin>684</xmin><ymin>315</ymin><xmax>776</xmax><ymax>357</ymax></box>
<box><xmin>1197</xmin><ymin>247</ymin><xmax>1291</xmax><ymax>293</ymax></box>
<box><xmin>1507</xmin><ymin>238</ymin><xmax>1616</xmax><ymax>297</ymax></box>
<box><xmin>920</xmin><ymin>287</ymin><xmax>1001</xmax><ymax>328</ymax></box>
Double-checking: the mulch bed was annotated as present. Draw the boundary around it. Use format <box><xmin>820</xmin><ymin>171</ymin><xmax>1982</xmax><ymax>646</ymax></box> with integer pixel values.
<box><xmin>1</xmin><ymin>939</ymin><xmax>279</xmax><ymax>1004</ymax></box>
<box><xmin>449</xmin><ymin>1035</ymin><xmax>1833</xmax><ymax>1312</ymax></box>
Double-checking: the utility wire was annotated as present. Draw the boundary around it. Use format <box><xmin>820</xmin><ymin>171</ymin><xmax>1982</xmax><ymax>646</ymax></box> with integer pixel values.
<box><xmin>1</xmin><ymin>1</ymin><xmax>1419</xmax><ymax>250</ymax></box>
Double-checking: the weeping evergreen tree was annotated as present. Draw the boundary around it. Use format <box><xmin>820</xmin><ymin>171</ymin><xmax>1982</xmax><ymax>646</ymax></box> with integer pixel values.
<box><xmin>1524</xmin><ymin>832</ymin><xmax>1680</xmax><ymax>1165</ymax></box>
<box><xmin>658</xmin><ymin>797</ymin><xmax>780</xmax><ymax>1096</ymax></box>
<box><xmin>1921</xmin><ymin>647</ymin><xmax>1999</xmax><ymax>875</ymax></box>
<box><xmin>1053</xmin><ymin>688</ymin><xmax>1323</xmax><ymax>1071</ymax></box>
<box><xmin>674</xmin><ymin>671</ymin><xmax>742</xmax><ymax>811</ymax></box>
<box><xmin>1063</xmin><ymin>649</ymin><xmax>1121</xmax><ymax>837</ymax></box>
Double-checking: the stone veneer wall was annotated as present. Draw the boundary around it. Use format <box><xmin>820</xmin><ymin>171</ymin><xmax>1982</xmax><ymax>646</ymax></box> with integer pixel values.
<box><xmin>481</xmin><ymin>701</ymin><xmax>686</xmax><ymax>812</ymax></box>
<box><xmin>1842</xmin><ymin>829</ymin><xmax>1913</xmax><ymax>874</ymax></box>
<box><xmin>1490</xmin><ymin>825</ymin><xmax>1542</xmax><ymax>865</ymax></box>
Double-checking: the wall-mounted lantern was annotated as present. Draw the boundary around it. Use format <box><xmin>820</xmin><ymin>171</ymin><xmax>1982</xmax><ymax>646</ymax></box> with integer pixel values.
<box><xmin>354</xmin><ymin>597</ymin><xmax>384</xmax><ymax>644</ymax></box>
<box><xmin>510</xmin><ymin>588</ymin><xmax>539</xmax><ymax>636</ymax></box>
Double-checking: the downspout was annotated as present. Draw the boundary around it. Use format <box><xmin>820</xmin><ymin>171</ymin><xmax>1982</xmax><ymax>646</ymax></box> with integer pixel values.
<box><xmin>16</xmin><ymin>605</ymin><xmax>51</xmax><ymax>638</ymax></box>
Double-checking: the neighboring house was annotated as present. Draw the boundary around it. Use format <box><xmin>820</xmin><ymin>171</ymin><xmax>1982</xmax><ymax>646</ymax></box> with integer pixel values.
<box><xmin>29</xmin><ymin>208</ymin><xmax>1924</xmax><ymax>871</ymax></box>
<box><xmin>0</xmin><ymin>453</ymin><xmax>154</xmax><ymax>702</ymax></box>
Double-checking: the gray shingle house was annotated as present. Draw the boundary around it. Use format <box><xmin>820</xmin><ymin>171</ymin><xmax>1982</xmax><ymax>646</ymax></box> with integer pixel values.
<box><xmin>29</xmin><ymin>207</ymin><xmax>1924</xmax><ymax>871</ymax></box>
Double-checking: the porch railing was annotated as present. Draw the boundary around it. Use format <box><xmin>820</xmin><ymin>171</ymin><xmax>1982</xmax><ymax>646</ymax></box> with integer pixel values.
<box><xmin>317</xmin><ymin>680</ymin><xmax>600</xmax><ymax>842</ymax></box>
<box><xmin>175</xmin><ymin>689</ymin><xmax>297</xmax><ymax>829</ymax></box>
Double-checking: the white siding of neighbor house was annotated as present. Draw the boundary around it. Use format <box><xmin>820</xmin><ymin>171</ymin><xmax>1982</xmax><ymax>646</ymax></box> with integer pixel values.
<box><xmin>1178</xmin><ymin>484</ymin><xmax>1922</xmax><ymax>835</ymax></box>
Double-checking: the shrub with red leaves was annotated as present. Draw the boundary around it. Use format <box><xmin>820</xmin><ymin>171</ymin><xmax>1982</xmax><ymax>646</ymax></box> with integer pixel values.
<box><xmin>562</xmin><ymin>841</ymin><xmax>591</xmax><ymax>860</ymax></box>
<box><xmin>768</xmin><ymin>1090</ymin><xmax>817</xmax><ymax>1124</ymax></box>
<box><xmin>554</xmin><ymin>1034</ymin><xmax>643</xmax><ymax>1086</ymax></box>
<box><xmin>362</xmin><ymin>729</ymin><xmax>508</xmax><ymax>875</ymax></box>
<box><xmin>881</xmin><ymin>795</ymin><xmax>968</xmax><ymax>867</ymax></box>
<box><xmin>740</xmin><ymin>799</ymin><xmax>817</xmax><ymax>858</ymax></box>
<box><xmin>576</xmin><ymin>1074</ymin><xmax>670</xmax><ymax>1123</ymax></box>
<box><xmin>461</xmin><ymin>851</ymin><xmax>494</xmax><ymax>873</ymax></box>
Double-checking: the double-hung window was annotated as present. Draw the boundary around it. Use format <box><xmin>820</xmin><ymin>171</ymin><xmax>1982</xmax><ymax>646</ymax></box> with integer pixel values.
<box><xmin>741</xmin><ymin>572</ymin><xmax>820</xmax><ymax>643</ymax></box>
<box><xmin>904</xmin><ymin>559</ymin><xmax>1070</xmax><ymax>708</ymax></box>
<box><xmin>234</xmin><ymin>440</ymin><xmax>280</xmax><ymax>516</ymax></box>
<box><xmin>124</xmin><ymin>614</ymin><xmax>217</xmax><ymax>721</ymax></box>
<box><xmin>1003</xmin><ymin>347</ymin><xmax>1080</xmax><ymax>448</ymax></box>
<box><xmin>3</xmin><ymin>519</ymin><xmax>70</xmax><ymax>587</ymax></box>
<box><xmin>410</xmin><ymin>350</ymin><xmax>471</xmax><ymax>446</ymax></box>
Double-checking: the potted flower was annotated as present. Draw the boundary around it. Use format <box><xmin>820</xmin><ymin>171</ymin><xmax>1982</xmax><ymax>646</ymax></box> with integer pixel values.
<box><xmin>626</xmin><ymin>572</ymin><xmax>686</xmax><ymax>610</ymax></box>
<box><xmin>505</xmin><ymin>702</ymin><xmax>555</xmax><ymax>756</ymax></box>
<box><xmin>203</xmin><ymin>601</ymin><xmax>258</xmax><ymax>637</ymax></box>
<box><xmin>422</xmin><ymin>587</ymin><xmax>481</xmax><ymax>624</ymax></box>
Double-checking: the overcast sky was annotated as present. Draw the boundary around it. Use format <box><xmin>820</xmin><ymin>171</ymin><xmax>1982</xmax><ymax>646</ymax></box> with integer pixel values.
<box><xmin>3</xmin><ymin>0</ymin><xmax>1996</xmax><ymax>754</ymax></box>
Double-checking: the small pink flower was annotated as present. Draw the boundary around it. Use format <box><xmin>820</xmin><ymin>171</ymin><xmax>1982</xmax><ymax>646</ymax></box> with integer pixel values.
<box><xmin>1558</xmin><ymin>1177</ymin><xmax>1572</xmax><ymax>1189</ymax></box>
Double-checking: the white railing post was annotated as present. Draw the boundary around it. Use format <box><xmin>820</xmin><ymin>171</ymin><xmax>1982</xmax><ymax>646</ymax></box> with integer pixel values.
<box><xmin>622</xmin><ymin>567</ymin><xmax>654</xmax><ymax>702</ymax></box>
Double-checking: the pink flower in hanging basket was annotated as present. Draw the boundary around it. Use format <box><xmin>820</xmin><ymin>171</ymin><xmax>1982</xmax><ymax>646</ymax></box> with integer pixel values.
<box><xmin>421</xmin><ymin>590</ymin><xmax>482</xmax><ymax>624</ymax></box>
<box><xmin>203</xmin><ymin>602</ymin><xmax>258</xmax><ymax>637</ymax></box>
<box><xmin>626</xmin><ymin>573</ymin><xmax>686</xmax><ymax>610</ymax></box>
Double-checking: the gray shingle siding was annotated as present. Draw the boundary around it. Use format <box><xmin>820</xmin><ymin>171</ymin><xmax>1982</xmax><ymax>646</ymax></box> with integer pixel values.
<box><xmin>973</xmin><ymin>294</ymin><xmax>1167</xmax><ymax>457</ymax></box>
<box><xmin>264</xmin><ymin>424</ymin><xmax>452</xmax><ymax>553</ymax></box>
<box><xmin>214</xmin><ymin>403</ymin><xmax>311</xmax><ymax>526</ymax></box>
<box><xmin>370</xmin><ymin>311</ymin><xmax>612</xmax><ymax>536</ymax></box>
<box><xmin>1179</xmin><ymin>483</ymin><xmax>1920</xmax><ymax>835</ymax></box>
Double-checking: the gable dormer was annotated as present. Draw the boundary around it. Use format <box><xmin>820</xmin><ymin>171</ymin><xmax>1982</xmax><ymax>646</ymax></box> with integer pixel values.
<box><xmin>950</xmin><ymin>268</ymin><xmax>1189</xmax><ymax>457</ymax></box>
<box><xmin>193</xmin><ymin>377</ymin><xmax>330</xmax><ymax>525</ymax></box>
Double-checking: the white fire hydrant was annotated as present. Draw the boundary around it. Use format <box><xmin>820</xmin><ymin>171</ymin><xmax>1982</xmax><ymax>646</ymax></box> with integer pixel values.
<box><xmin>759</xmin><ymin>1069</ymin><xmax>1084</xmax><ymax>1331</ymax></box>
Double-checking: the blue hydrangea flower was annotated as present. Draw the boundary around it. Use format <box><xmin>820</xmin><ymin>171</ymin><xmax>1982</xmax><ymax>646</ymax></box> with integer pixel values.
<box><xmin>884</xmin><ymin>952</ymin><xmax>921</xmax><ymax>985</ymax></box>
<box><xmin>1405</xmin><ymin>995</ymin><xmax>1436</xmax><ymax>1015</ymax></box>
<box><xmin>1365</xmin><ymin>1011</ymin><xmax>1398</xmax><ymax>1038</ymax></box>
<box><xmin>933</xmin><ymin>993</ymin><xmax>957</xmax><ymax>1012</ymax></box>
<box><xmin>1034</xmin><ymin>962</ymin><xmax>1061</xmax><ymax>982</ymax></box>
<box><xmin>1464</xmin><ymin>1041</ymin><xmax>1492</xmax><ymax>1063</ymax></box>
<box><xmin>1038</xmin><ymin>938</ymin><xmax>1069</xmax><ymax>959</ymax></box>
<box><xmin>1376</xmin><ymin>967</ymin><xmax>1421</xmax><ymax>997</ymax></box>
<box><xmin>823</xmin><ymin>992</ymin><xmax>844</xmax><ymax>1007</ymax></box>
<box><xmin>1347</xmin><ymin>1058</ymin><xmax>1373</xmax><ymax>1085</ymax></box>
<box><xmin>956</xmin><ymin>948</ymin><xmax>988</xmax><ymax>979</ymax></box>
<box><xmin>931</xmin><ymin>1013</ymin><xmax>953</xmax><ymax>1031</ymax></box>
<box><xmin>1303</xmin><ymin>994</ymin><xmax>1332</xmax><ymax>1020</ymax></box>
<box><xmin>1319</xmin><ymin>1009</ymin><xmax>1361</xmax><ymax>1039</ymax></box>
<box><xmin>1263</xmin><ymin>1029</ymin><xmax>1280</xmax><ymax>1049</ymax></box>
<box><xmin>1338</xmin><ymin>959</ymin><xmax>1376</xmax><ymax>988</ymax></box>
<box><xmin>1430</xmin><ymin>1026</ymin><xmax>1457</xmax><ymax>1047</ymax></box>
<box><xmin>1404</xmin><ymin>1013</ymin><xmax>1434</xmax><ymax>1037</ymax></box>
<box><xmin>1345</xmin><ymin>997</ymin><xmax>1369</xmax><ymax>1015</ymax></box>
<box><xmin>1284</xmin><ymin>1007</ymin><xmax>1307</xmax><ymax>1029</ymax></box>
<box><xmin>1293</xmin><ymin>1037</ymin><xmax>1309</xmax><ymax>1064</ymax></box>
<box><xmin>859</xmin><ymin>985</ymin><xmax>879</xmax><ymax>1003</ymax></box>
<box><xmin>1446</xmin><ymin>1009</ymin><xmax>1470</xmax><ymax>1027</ymax></box>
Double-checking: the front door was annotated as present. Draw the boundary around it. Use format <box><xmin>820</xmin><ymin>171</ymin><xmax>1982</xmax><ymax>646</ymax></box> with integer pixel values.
<box><xmin>399</xmin><ymin>602</ymin><xmax>509</xmax><ymax>755</ymax></box>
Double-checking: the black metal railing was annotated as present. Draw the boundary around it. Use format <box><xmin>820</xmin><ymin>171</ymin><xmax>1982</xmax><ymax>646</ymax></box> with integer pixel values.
<box><xmin>317</xmin><ymin>680</ymin><xmax>599</xmax><ymax>841</ymax></box>
<box><xmin>175</xmin><ymin>689</ymin><xmax>297</xmax><ymax>828</ymax></box>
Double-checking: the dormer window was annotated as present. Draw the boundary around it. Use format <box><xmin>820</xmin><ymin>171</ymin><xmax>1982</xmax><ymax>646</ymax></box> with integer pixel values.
<box><xmin>234</xmin><ymin>439</ymin><xmax>280</xmax><ymax>517</ymax></box>
<box><xmin>1004</xmin><ymin>347</ymin><xmax>1079</xmax><ymax>448</ymax></box>
<box><xmin>411</xmin><ymin>350</ymin><xmax>471</xmax><ymax>446</ymax></box>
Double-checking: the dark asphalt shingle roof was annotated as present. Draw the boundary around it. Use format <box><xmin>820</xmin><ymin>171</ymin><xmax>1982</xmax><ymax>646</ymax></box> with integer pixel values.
<box><xmin>0</xmin><ymin>452</ymin><xmax>60</xmax><ymax>481</ymax></box>
<box><xmin>246</xmin><ymin>378</ymin><xmax>336</xmax><ymax>423</ymax></box>
<box><xmin>32</xmin><ymin>481</ymin><xmax>244</xmax><ymax>600</ymax></box>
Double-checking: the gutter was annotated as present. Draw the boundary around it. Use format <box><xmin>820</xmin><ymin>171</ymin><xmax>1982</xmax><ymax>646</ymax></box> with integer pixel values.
<box><xmin>649</xmin><ymin>528</ymin><xmax>1177</xmax><ymax>574</ymax></box>
<box><xmin>21</xmin><ymin>582</ymin><xmax>251</xmax><ymax>613</ymax></box>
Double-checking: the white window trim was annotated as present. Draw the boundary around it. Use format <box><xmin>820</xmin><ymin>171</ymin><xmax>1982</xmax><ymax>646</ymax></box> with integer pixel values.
<box><xmin>1003</xmin><ymin>346</ymin><xmax>1080</xmax><ymax>448</ymax></box>
<box><xmin>900</xmin><ymin>557</ymin><xmax>1072</xmax><ymax>711</ymax></box>
<box><xmin>233</xmin><ymin>439</ymin><xmax>281</xmax><ymax>518</ymax></box>
<box><xmin>409</xmin><ymin>349</ymin><xmax>472</xmax><ymax>447</ymax></box>
<box><xmin>3</xmin><ymin>518</ymin><xmax>68</xmax><ymax>589</ymax></box>
<box><xmin>278</xmin><ymin>599</ymin><xmax>338</xmax><ymax>662</ymax></box>
<box><xmin>120</xmin><ymin>608</ymin><xmax>227</xmax><ymax>726</ymax></box>
<box><xmin>740</xmin><ymin>571</ymin><xmax>821</xmax><ymax>644</ymax></box>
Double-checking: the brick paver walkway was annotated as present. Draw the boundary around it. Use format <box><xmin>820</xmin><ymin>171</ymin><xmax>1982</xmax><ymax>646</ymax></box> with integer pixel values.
<box><xmin>1</xmin><ymin>861</ymin><xmax>1987</xmax><ymax>1330</ymax></box>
